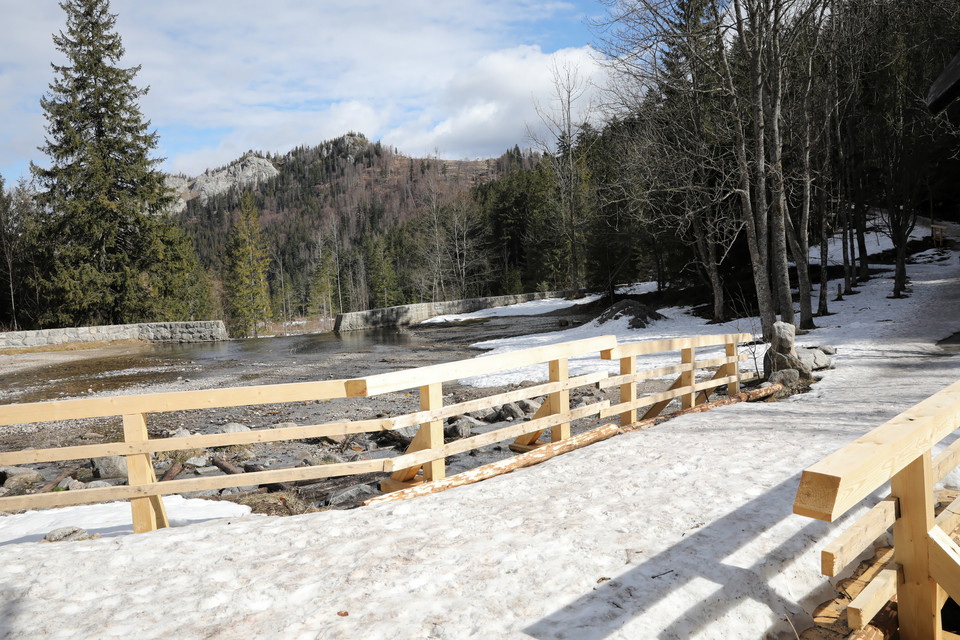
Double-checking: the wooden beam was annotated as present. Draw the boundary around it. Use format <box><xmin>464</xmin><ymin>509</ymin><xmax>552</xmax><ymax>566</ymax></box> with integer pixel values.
<box><xmin>681</xmin><ymin>348</ymin><xmax>695</xmax><ymax>410</ymax></box>
<box><xmin>929</xmin><ymin>526</ymin><xmax>960</xmax><ymax>613</ymax></box>
<box><xmin>549</xmin><ymin>358</ymin><xmax>570</xmax><ymax>442</ymax></box>
<box><xmin>122</xmin><ymin>413</ymin><xmax>168</xmax><ymax>534</ymax></box>
<box><xmin>793</xmin><ymin>379</ymin><xmax>960</xmax><ymax>522</ymax></box>
<box><xmin>602</xmin><ymin>373</ymin><xmax>744</xmax><ymax>421</ymax></box>
<box><xmin>0</xmin><ymin>379</ymin><xmax>350</xmax><ymax>426</ymax></box>
<box><xmin>847</xmin><ymin>564</ymin><xmax>900</xmax><ymax>630</ymax></box>
<box><xmin>600</xmin><ymin>332</ymin><xmax>752</xmax><ymax>360</ymax></box>
<box><xmin>821</xmin><ymin>498</ymin><xmax>898</xmax><ymax>577</ymax></box>
<box><xmin>890</xmin><ymin>452</ymin><xmax>940</xmax><ymax>640</ymax></box>
<box><xmin>595</xmin><ymin>354</ymin><xmax>746</xmax><ymax>390</ymax></box>
<box><xmin>389</xmin><ymin>383</ymin><xmax>445</xmax><ymax>485</ymax></box>
<box><xmin>619</xmin><ymin>355</ymin><xmax>637</xmax><ymax>428</ymax></box>
<box><xmin>726</xmin><ymin>341</ymin><xmax>740</xmax><ymax>396</ymax></box>
<box><xmin>933</xmin><ymin>438</ymin><xmax>960</xmax><ymax>483</ymax></box>
<box><xmin>347</xmin><ymin>335</ymin><xmax>617</xmax><ymax>396</ymax></box>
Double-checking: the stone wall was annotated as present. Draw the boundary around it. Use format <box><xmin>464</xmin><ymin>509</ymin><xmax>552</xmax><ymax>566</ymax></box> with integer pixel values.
<box><xmin>0</xmin><ymin>321</ymin><xmax>228</xmax><ymax>350</ymax></box>
<box><xmin>334</xmin><ymin>291</ymin><xmax>572</xmax><ymax>332</ymax></box>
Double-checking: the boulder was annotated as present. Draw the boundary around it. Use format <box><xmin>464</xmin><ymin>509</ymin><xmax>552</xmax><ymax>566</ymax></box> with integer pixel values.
<box><xmin>496</xmin><ymin>403</ymin><xmax>526</xmax><ymax>421</ymax></box>
<box><xmin>169</xmin><ymin>427</ymin><xmax>192</xmax><ymax>438</ymax></box>
<box><xmin>0</xmin><ymin>466</ymin><xmax>44</xmax><ymax>485</ymax></box>
<box><xmin>770</xmin><ymin>321</ymin><xmax>797</xmax><ymax>357</ymax></box>
<box><xmin>468</xmin><ymin>408</ymin><xmax>498</xmax><ymax>423</ymax></box>
<box><xmin>184</xmin><ymin>455</ymin><xmax>210</xmax><ymax>467</ymax></box>
<box><xmin>85</xmin><ymin>480</ymin><xmax>113</xmax><ymax>489</ymax></box>
<box><xmin>445</xmin><ymin>417</ymin><xmax>482</xmax><ymax>439</ymax></box>
<box><xmin>219</xmin><ymin>422</ymin><xmax>250</xmax><ymax>434</ymax></box>
<box><xmin>92</xmin><ymin>456</ymin><xmax>128</xmax><ymax>479</ymax></box>
<box><xmin>4</xmin><ymin>470</ymin><xmax>44</xmax><ymax>490</ymax></box>
<box><xmin>517</xmin><ymin>398</ymin><xmax>542</xmax><ymax>414</ymax></box>
<box><xmin>326</xmin><ymin>483</ymin><xmax>379</xmax><ymax>506</ymax></box>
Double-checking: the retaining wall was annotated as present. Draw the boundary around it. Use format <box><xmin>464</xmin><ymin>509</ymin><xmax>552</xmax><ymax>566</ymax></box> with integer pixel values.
<box><xmin>0</xmin><ymin>321</ymin><xmax>228</xmax><ymax>350</ymax></box>
<box><xmin>334</xmin><ymin>291</ymin><xmax>573</xmax><ymax>332</ymax></box>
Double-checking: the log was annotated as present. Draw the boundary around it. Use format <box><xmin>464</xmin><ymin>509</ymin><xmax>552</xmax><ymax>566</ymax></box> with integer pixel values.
<box><xmin>160</xmin><ymin>461</ymin><xmax>183</xmax><ymax>482</ymax></box>
<box><xmin>211</xmin><ymin>455</ymin><xmax>244</xmax><ymax>475</ymax></box>
<box><xmin>363</xmin><ymin>382</ymin><xmax>780</xmax><ymax>506</ymax></box>
<box><xmin>620</xmin><ymin>383</ymin><xmax>782</xmax><ymax>433</ymax></box>
<box><xmin>363</xmin><ymin>423</ymin><xmax>621</xmax><ymax>505</ymax></box>
<box><xmin>38</xmin><ymin>467</ymin><xmax>76</xmax><ymax>493</ymax></box>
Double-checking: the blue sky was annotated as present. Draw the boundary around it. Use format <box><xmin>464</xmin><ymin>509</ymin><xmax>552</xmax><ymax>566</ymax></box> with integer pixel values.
<box><xmin>0</xmin><ymin>1</ymin><xmax>609</xmax><ymax>182</ymax></box>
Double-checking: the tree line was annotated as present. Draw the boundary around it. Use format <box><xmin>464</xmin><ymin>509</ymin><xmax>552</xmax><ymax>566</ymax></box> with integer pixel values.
<box><xmin>1</xmin><ymin>0</ymin><xmax>959</xmax><ymax>339</ymax></box>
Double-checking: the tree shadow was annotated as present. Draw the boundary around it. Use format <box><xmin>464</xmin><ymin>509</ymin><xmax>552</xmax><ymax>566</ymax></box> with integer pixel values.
<box><xmin>524</xmin><ymin>474</ymin><xmax>872</xmax><ymax>639</ymax></box>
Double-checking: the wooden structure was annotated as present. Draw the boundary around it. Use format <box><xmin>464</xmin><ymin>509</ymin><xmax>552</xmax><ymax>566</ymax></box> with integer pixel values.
<box><xmin>0</xmin><ymin>332</ymin><xmax>751</xmax><ymax>534</ymax></box>
<box><xmin>794</xmin><ymin>380</ymin><xmax>960</xmax><ymax>639</ymax></box>
<box><xmin>932</xmin><ymin>225</ymin><xmax>947</xmax><ymax>247</ymax></box>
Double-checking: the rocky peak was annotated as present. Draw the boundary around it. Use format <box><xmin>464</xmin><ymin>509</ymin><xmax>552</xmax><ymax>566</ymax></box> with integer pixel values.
<box><xmin>165</xmin><ymin>153</ymin><xmax>279</xmax><ymax>214</ymax></box>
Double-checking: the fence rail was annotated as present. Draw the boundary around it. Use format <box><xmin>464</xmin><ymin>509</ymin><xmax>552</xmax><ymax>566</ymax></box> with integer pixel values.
<box><xmin>794</xmin><ymin>379</ymin><xmax>960</xmax><ymax>639</ymax></box>
<box><xmin>0</xmin><ymin>332</ymin><xmax>752</xmax><ymax>534</ymax></box>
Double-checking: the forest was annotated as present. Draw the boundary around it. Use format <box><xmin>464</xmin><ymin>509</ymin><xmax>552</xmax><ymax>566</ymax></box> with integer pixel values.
<box><xmin>1</xmin><ymin>0</ymin><xmax>959</xmax><ymax>338</ymax></box>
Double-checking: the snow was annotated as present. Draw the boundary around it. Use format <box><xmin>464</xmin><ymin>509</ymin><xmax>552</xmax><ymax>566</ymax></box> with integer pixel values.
<box><xmin>421</xmin><ymin>294</ymin><xmax>603</xmax><ymax>323</ymax></box>
<box><xmin>4</xmin><ymin>233</ymin><xmax>960</xmax><ymax>638</ymax></box>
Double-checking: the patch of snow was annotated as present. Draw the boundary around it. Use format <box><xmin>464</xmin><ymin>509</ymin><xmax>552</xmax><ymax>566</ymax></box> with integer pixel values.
<box><xmin>422</xmin><ymin>294</ymin><xmax>603</xmax><ymax>323</ymax></box>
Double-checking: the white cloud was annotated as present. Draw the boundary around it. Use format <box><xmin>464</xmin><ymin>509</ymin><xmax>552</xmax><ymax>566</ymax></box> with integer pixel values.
<box><xmin>0</xmin><ymin>1</ymin><xmax>608</xmax><ymax>179</ymax></box>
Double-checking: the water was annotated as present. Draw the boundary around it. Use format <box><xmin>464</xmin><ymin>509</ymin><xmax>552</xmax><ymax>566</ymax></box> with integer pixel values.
<box><xmin>2</xmin><ymin>329</ymin><xmax>425</xmax><ymax>404</ymax></box>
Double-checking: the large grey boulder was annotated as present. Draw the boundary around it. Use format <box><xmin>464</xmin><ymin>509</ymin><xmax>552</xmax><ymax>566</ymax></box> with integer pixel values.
<box><xmin>326</xmin><ymin>483</ymin><xmax>379</xmax><ymax>506</ymax></box>
<box><xmin>4</xmin><ymin>470</ymin><xmax>44</xmax><ymax>490</ymax></box>
<box><xmin>770</xmin><ymin>321</ymin><xmax>797</xmax><ymax>357</ymax></box>
<box><xmin>92</xmin><ymin>456</ymin><xmax>128</xmax><ymax>479</ymax></box>
<box><xmin>496</xmin><ymin>403</ymin><xmax>526</xmax><ymax>421</ymax></box>
<box><xmin>445</xmin><ymin>416</ymin><xmax>483</xmax><ymax>439</ymax></box>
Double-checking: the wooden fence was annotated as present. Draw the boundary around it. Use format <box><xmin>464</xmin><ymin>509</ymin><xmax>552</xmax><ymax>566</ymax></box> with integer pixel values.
<box><xmin>0</xmin><ymin>332</ymin><xmax>751</xmax><ymax>534</ymax></box>
<box><xmin>794</xmin><ymin>380</ymin><xmax>960</xmax><ymax>639</ymax></box>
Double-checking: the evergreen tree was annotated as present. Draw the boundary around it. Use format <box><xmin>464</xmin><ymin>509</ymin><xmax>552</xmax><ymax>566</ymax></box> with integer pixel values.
<box><xmin>224</xmin><ymin>193</ymin><xmax>270</xmax><ymax>337</ymax></box>
<box><xmin>30</xmin><ymin>0</ymin><xmax>200</xmax><ymax>327</ymax></box>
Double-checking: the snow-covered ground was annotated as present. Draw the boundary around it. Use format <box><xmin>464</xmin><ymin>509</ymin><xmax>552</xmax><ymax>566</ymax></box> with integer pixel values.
<box><xmin>422</xmin><ymin>294</ymin><xmax>603</xmax><ymax>323</ymax></box>
<box><xmin>3</xmin><ymin>230</ymin><xmax>960</xmax><ymax>638</ymax></box>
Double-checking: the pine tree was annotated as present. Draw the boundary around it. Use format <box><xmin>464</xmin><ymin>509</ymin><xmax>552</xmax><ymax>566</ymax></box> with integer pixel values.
<box><xmin>30</xmin><ymin>0</ymin><xmax>197</xmax><ymax>327</ymax></box>
<box><xmin>224</xmin><ymin>193</ymin><xmax>270</xmax><ymax>337</ymax></box>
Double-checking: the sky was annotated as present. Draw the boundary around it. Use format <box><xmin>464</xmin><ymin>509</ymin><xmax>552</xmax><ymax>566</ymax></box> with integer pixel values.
<box><xmin>0</xmin><ymin>0</ymin><xmax>610</xmax><ymax>182</ymax></box>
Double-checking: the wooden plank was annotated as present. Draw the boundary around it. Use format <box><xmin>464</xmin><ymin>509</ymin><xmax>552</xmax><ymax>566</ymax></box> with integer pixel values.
<box><xmin>390</xmin><ymin>383</ymin><xmax>444</xmax><ymax>484</ymax></box>
<box><xmin>935</xmin><ymin>493</ymin><xmax>960</xmax><ymax>535</ymax></box>
<box><xmin>600</xmin><ymin>332</ymin><xmax>752</xmax><ymax>360</ymax></box>
<box><xmin>0</xmin><ymin>379</ymin><xmax>350</xmax><ymax>426</ymax></box>
<box><xmin>726</xmin><ymin>341</ymin><xmax>740</xmax><ymax>396</ymax></box>
<box><xmin>933</xmin><ymin>437</ymin><xmax>960</xmax><ymax>483</ymax></box>
<box><xmin>122</xmin><ymin>413</ymin><xmax>168</xmax><ymax>534</ymax></box>
<box><xmin>929</xmin><ymin>526</ymin><xmax>960</xmax><ymax>616</ymax></box>
<box><xmin>681</xmin><ymin>347</ymin><xmax>695</xmax><ymax>410</ymax></box>
<box><xmin>601</xmin><ymin>374</ymin><xmax>743</xmax><ymax>420</ymax></box>
<box><xmin>821</xmin><ymin>498</ymin><xmax>898</xmax><ymax>577</ymax></box>
<box><xmin>793</xmin><ymin>379</ymin><xmax>960</xmax><ymax>522</ymax></box>
<box><xmin>890</xmin><ymin>452</ymin><xmax>940</xmax><ymax>640</ymax></box>
<box><xmin>549</xmin><ymin>358</ymin><xmax>570</xmax><ymax>442</ymax></box>
<box><xmin>0</xmin><ymin>372</ymin><xmax>611</xmax><ymax>467</ymax></box>
<box><xmin>620</xmin><ymin>355</ymin><xmax>637</xmax><ymax>427</ymax></box>
<box><xmin>385</xmin><ymin>402</ymin><xmax>609</xmax><ymax>472</ymax></box>
<box><xmin>595</xmin><ymin>354</ymin><xmax>746</xmax><ymax>390</ymax></box>
<box><xmin>347</xmin><ymin>335</ymin><xmax>617</xmax><ymax>396</ymax></box>
<box><xmin>846</xmin><ymin>564</ymin><xmax>900</xmax><ymax>630</ymax></box>
<box><xmin>0</xmin><ymin>459</ymin><xmax>386</xmax><ymax>511</ymax></box>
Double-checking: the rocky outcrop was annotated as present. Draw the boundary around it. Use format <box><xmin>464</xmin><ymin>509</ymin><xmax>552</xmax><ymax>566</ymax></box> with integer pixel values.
<box><xmin>595</xmin><ymin>300</ymin><xmax>665</xmax><ymax>329</ymax></box>
<box><xmin>763</xmin><ymin>321</ymin><xmax>836</xmax><ymax>395</ymax></box>
<box><xmin>165</xmin><ymin>154</ymin><xmax>279</xmax><ymax>214</ymax></box>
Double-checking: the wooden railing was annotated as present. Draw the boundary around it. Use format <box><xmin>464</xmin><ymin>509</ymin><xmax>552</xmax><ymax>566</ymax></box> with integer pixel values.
<box><xmin>794</xmin><ymin>380</ymin><xmax>960</xmax><ymax>639</ymax></box>
<box><xmin>0</xmin><ymin>332</ymin><xmax>751</xmax><ymax>534</ymax></box>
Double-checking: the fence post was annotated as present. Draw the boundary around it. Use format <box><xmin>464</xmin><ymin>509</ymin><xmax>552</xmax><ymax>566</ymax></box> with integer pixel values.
<box><xmin>726</xmin><ymin>339</ymin><xmax>740</xmax><ymax>396</ymax></box>
<box><xmin>681</xmin><ymin>347</ymin><xmax>696</xmax><ymax>410</ymax></box>
<box><xmin>122</xmin><ymin>413</ymin><xmax>168</xmax><ymax>533</ymax></box>
<box><xmin>549</xmin><ymin>358</ymin><xmax>570</xmax><ymax>442</ymax></box>
<box><xmin>890</xmin><ymin>451</ymin><xmax>941</xmax><ymax>639</ymax></box>
<box><xmin>620</xmin><ymin>355</ymin><xmax>637</xmax><ymax>427</ymax></box>
<box><xmin>383</xmin><ymin>382</ymin><xmax>444</xmax><ymax>492</ymax></box>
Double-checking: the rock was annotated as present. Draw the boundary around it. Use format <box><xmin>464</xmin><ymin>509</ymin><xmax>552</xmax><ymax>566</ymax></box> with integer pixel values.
<box><xmin>770</xmin><ymin>321</ymin><xmax>797</xmax><ymax>357</ymax></box>
<box><xmin>444</xmin><ymin>417</ymin><xmax>480</xmax><ymax>439</ymax></box>
<box><xmin>326</xmin><ymin>483</ymin><xmax>379</xmax><ymax>506</ymax></box>
<box><xmin>195</xmin><ymin>466</ymin><xmax>220</xmax><ymax>475</ymax></box>
<box><xmin>595</xmin><ymin>300</ymin><xmax>665</xmax><ymax>329</ymax></box>
<box><xmin>182</xmin><ymin>489</ymin><xmax>220</xmax><ymax>499</ymax></box>
<box><xmin>189</xmin><ymin>154</ymin><xmax>279</xmax><ymax>205</ymax></box>
<box><xmin>58</xmin><ymin>477</ymin><xmax>86</xmax><ymax>491</ymax></box>
<box><xmin>769</xmin><ymin>368</ymin><xmax>800</xmax><ymax>389</ymax></box>
<box><xmin>819</xmin><ymin>345</ymin><xmax>838</xmax><ymax>356</ymax></box>
<box><xmin>218</xmin><ymin>423</ymin><xmax>250</xmax><ymax>434</ymax></box>
<box><xmin>85</xmin><ymin>480</ymin><xmax>112</xmax><ymax>489</ymax></box>
<box><xmin>763</xmin><ymin>349</ymin><xmax>811</xmax><ymax>380</ymax></box>
<box><xmin>80</xmin><ymin>432</ymin><xmax>104</xmax><ymax>440</ymax></box>
<box><xmin>517</xmin><ymin>398</ymin><xmax>542</xmax><ymax>414</ymax></box>
<box><xmin>170</xmin><ymin>427</ymin><xmax>192</xmax><ymax>438</ymax></box>
<box><xmin>185</xmin><ymin>455</ymin><xmax>210</xmax><ymax>467</ymax></box>
<box><xmin>42</xmin><ymin>526</ymin><xmax>99</xmax><ymax>543</ymax></box>
<box><xmin>468</xmin><ymin>408</ymin><xmax>498</xmax><ymax>422</ymax></box>
<box><xmin>4</xmin><ymin>470</ymin><xmax>44</xmax><ymax>490</ymax></box>
<box><xmin>497</xmin><ymin>403</ymin><xmax>525</xmax><ymax>421</ymax></box>
<box><xmin>320</xmin><ymin>434</ymin><xmax>346</xmax><ymax>445</ymax></box>
<box><xmin>0</xmin><ymin>466</ymin><xmax>43</xmax><ymax>484</ymax></box>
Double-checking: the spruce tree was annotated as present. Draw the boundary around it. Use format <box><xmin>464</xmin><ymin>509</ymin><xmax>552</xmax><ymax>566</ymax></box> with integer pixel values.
<box><xmin>31</xmin><ymin>0</ymin><xmax>195</xmax><ymax>327</ymax></box>
<box><xmin>224</xmin><ymin>193</ymin><xmax>270</xmax><ymax>338</ymax></box>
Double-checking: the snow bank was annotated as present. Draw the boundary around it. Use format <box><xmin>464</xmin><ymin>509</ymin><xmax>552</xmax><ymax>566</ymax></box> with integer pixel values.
<box><xmin>422</xmin><ymin>294</ymin><xmax>603</xmax><ymax>324</ymax></box>
<box><xmin>3</xmin><ymin>241</ymin><xmax>960</xmax><ymax>639</ymax></box>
